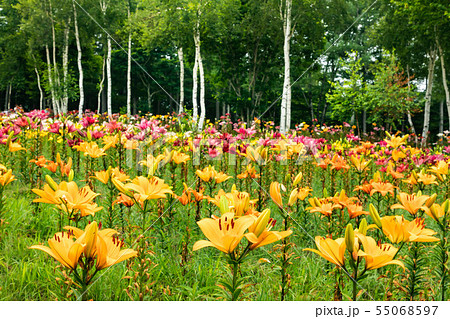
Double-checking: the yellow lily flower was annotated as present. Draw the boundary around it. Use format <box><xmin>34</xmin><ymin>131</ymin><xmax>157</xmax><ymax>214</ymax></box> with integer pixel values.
<box><xmin>32</xmin><ymin>181</ymin><xmax>102</xmax><ymax>217</ymax></box>
<box><xmin>427</xmin><ymin>201</ymin><xmax>450</xmax><ymax>222</ymax></box>
<box><xmin>94</xmin><ymin>170</ymin><xmax>110</xmax><ymax>184</ymax></box>
<box><xmin>245</xmin><ymin>209</ymin><xmax>292</xmax><ymax>250</ymax></box>
<box><xmin>193</xmin><ymin>212</ymin><xmax>255</xmax><ymax>254</ymax></box>
<box><xmin>428</xmin><ymin>160</ymin><xmax>448</xmax><ymax>181</ymax></box>
<box><xmin>416</xmin><ymin>171</ymin><xmax>438</xmax><ymax>186</ymax></box>
<box><xmin>9</xmin><ymin>141</ymin><xmax>26</xmax><ymax>152</ymax></box>
<box><xmin>391</xmin><ymin>192</ymin><xmax>430</xmax><ymax>216</ymax></box>
<box><xmin>214</xmin><ymin>171</ymin><xmax>233</xmax><ymax>184</ymax></box>
<box><xmin>379</xmin><ymin>215</ymin><xmax>439</xmax><ymax>243</ymax></box>
<box><xmin>111</xmin><ymin>167</ymin><xmax>129</xmax><ymax>182</ymax></box>
<box><xmin>297</xmin><ymin>187</ymin><xmax>312</xmax><ymax>200</ymax></box>
<box><xmin>357</xmin><ymin>235</ymin><xmax>405</xmax><ymax>271</ymax></box>
<box><xmin>269</xmin><ymin>181</ymin><xmax>283</xmax><ymax>208</ymax></box>
<box><xmin>65</xmin><ymin>222</ymin><xmax>137</xmax><ymax>270</ymax></box>
<box><xmin>303</xmin><ymin>236</ymin><xmax>346</xmax><ymax>267</ymax></box>
<box><xmin>29</xmin><ymin>230</ymin><xmax>84</xmax><ymax>270</ymax></box>
<box><xmin>349</xmin><ymin>155</ymin><xmax>371</xmax><ymax>172</ymax></box>
<box><xmin>195</xmin><ymin>166</ymin><xmax>216</xmax><ymax>182</ymax></box>
<box><xmin>172</xmin><ymin>150</ymin><xmax>190</xmax><ymax>164</ymax></box>
<box><xmin>124</xmin><ymin>176</ymin><xmax>173</xmax><ymax>204</ymax></box>
<box><xmin>384</xmin><ymin>133</ymin><xmax>408</xmax><ymax>148</ymax></box>
<box><xmin>370</xmin><ymin>181</ymin><xmax>396</xmax><ymax>197</ymax></box>
<box><xmin>0</xmin><ymin>168</ymin><xmax>15</xmax><ymax>187</ymax></box>
<box><xmin>103</xmin><ymin>134</ymin><xmax>119</xmax><ymax>150</ymax></box>
<box><xmin>73</xmin><ymin>141</ymin><xmax>106</xmax><ymax>158</ymax></box>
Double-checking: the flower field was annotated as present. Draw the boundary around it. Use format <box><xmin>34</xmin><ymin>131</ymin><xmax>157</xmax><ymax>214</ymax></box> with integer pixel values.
<box><xmin>0</xmin><ymin>108</ymin><xmax>449</xmax><ymax>301</ymax></box>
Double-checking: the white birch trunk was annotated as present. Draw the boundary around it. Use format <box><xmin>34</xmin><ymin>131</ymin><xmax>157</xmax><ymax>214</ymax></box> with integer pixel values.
<box><xmin>73</xmin><ymin>2</ymin><xmax>84</xmax><ymax>117</ymax></box>
<box><xmin>35</xmin><ymin>67</ymin><xmax>43</xmax><ymax>110</ymax></box>
<box><xmin>280</xmin><ymin>0</ymin><xmax>292</xmax><ymax>134</ymax></box>
<box><xmin>126</xmin><ymin>6</ymin><xmax>132</xmax><ymax>117</ymax></box>
<box><xmin>192</xmin><ymin>27</ymin><xmax>199</xmax><ymax>124</ymax></box>
<box><xmin>421</xmin><ymin>48</ymin><xmax>437</xmax><ymax>147</ymax></box>
<box><xmin>198</xmin><ymin>40</ymin><xmax>206</xmax><ymax>131</ymax></box>
<box><xmin>98</xmin><ymin>56</ymin><xmax>106</xmax><ymax>114</ymax></box>
<box><xmin>437</xmin><ymin>41</ymin><xmax>450</xmax><ymax>131</ymax></box>
<box><xmin>62</xmin><ymin>18</ymin><xmax>71</xmax><ymax>114</ymax></box>
<box><xmin>178</xmin><ymin>46</ymin><xmax>185</xmax><ymax>114</ymax></box>
<box><xmin>4</xmin><ymin>83</ymin><xmax>11</xmax><ymax>111</ymax></box>
<box><xmin>439</xmin><ymin>99</ymin><xmax>444</xmax><ymax>137</ymax></box>
<box><xmin>46</xmin><ymin>45</ymin><xmax>58</xmax><ymax>115</ymax></box>
<box><xmin>50</xmin><ymin>2</ymin><xmax>61</xmax><ymax>114</ymax></box>
<box><xmin>406</xmin><ymin>65</ymin><xmax>418</xmax><ymax>146</ymax></box>
<box><xmin>107</xmin><ymin>37</ymin><xmax>112</xmax><ymax>116</ymax></box>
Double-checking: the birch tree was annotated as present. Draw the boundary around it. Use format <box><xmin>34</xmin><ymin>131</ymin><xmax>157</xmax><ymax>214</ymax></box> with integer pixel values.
<box><xmin>73</xmin><ymin>1</ymin><xmax>84</xmax><ymax>117</ymax></box>
<box><xmin>279</xmin><ymin>0</ymin><xmax>293</xmax><ymax>133</ymax></box>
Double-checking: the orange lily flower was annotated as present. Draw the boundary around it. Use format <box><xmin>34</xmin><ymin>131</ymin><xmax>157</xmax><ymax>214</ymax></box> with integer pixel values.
<box><xmin>428</xmin><ymin>160</ymin><xmax>448</xmax><ymax>181</ymax></box>
<box><xmin>172</xmin><ymin>150</ymin><xmax>190</xmax><ymax>164</ymax></box>
<box><xmin>29</xmin><ymin>230</ymin><xmax>84</xmax><ymax>270</ymax></box>
<box><xmin>303</xmin><ymin>236</ymin><xmax>346</xmax><ymax>267</ymax></box>
<box><xmin>391</xmin><ymin>192</ymin><xmax>430</xmax><ymax>216</ymax></box>
<box><xmin>370</xmin><ymin>181</ymin><xmax>396</xmax><ymax>197</ymax></box>
<box><xmin>269</xmin><ymin>181</ymin><xmax>283</xmax><ymax>208</ymax></box>
<box><xmin>245</xmin><ymin>209</ymin><xmax>292</xmax><ymax>250</ymax></box>
<box><xmin>357</xmin><ymin>235</ymin><xmax>405</xmax><ymax>271</ymax></box>
<box><xmin>306</xmin><ymin>197</ymin><xmax>341</xmax><ymax>217</ymax></box>
<box><xmin>0</xmin><ymin>168</ymin><xmax>15</xmax><ymax>187</ymax></box>
<box><xmin>193</xmin><ymin>212</ymin><xmax>255</xmax><ymax>254</ymax></box>
<box><xmin>379</xmin><ymin>215</ymin><xmax>439</xmax><ymax>243</ymax></box>
<box><xmin>121</xmin><ymin>176</ymin><xmax>173</xmax><ymax>204</ymax></box>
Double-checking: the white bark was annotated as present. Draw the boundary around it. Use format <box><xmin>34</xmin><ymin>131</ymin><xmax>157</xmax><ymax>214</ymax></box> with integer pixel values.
<box><xmin>437</xmin><ymin>40</ymin><xmax>450</xmax><ymax>131</ymax></box>
<box><xmin>198</xmin><ymin>40</ymin><xmax>206</xmax><ymax>131</ymax></box>
<box><xmin>73</xmin><ymin>2</ymin><xmax>84</xmax><ymax>117</ymax></box>
<box><xmin>35</xmin><ymin>67</ymin><xmax>43</xmax><ymax>110</ymax></box>
<box><xmin>4</xmin><ymin>83</ymin><xmax>11</xmax><ymax>111</ymax></box>
<box><xmin>421</xmin><ymin>48</ymin><xmax>437</xmax><ymax>147</ymax></box>
<box><xmin>126</xmin><ymin>6</ymin><xmax>132</xmax><ymax>117</ymax></box>
<box><xmin>46</xmin><ymin>45</ymin><xmax>58</xmax><ymax>115</ymax></box>
<box><xmin>280</xmin><ymin>0</ymin><xmax>292</xmax><ymax>134</ymax></box>
<box><xmin>106</xmin><ymin>37</ymin><xmax>112</xmax><ymax>116</ymax></box>
<box><xmin>406</xmin><ymin>65</ymin><xmax>418</xmax><ymax>146</ymax></box>
<box><xmin>178</xmin><ymin>46</ymin><xmax>185</xmax><ymax>114</ymax></box>
<box><xmin>62</xmin><ymin>18</ymin><xmax>71</xmax><ymax>114</ymax></box>
<box><xmin>192</xmin><ymin>27</ymin><xmax>199</xmax><ymax>123</ymax></box>
<box><xmin>98</xmin><ymin>56</ymin><xmax>106</xmax><ymax>114</ymax></box>
<box><xmin>50</xmin><ymin>1</ymin><xmax>61</xmax><ymax>114</ymax></box>
<box><xmin>439</xmin><ymin>99</ymin><xmax>444</xmax><ymax>136</ymax></box>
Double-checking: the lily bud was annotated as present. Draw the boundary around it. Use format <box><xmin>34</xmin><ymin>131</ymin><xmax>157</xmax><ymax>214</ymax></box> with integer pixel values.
<box><xmin>253</xmin><ymin>209</ymin><xmax>271</xmax><ymax>237</ymax></box>
<box><xmin>313</xmin><ymin>197</ymin><xmax>321</xmax><ymax>207</ymax></box>
<box><xmin>358</xmin><ymin>218</ymin><xmax>368</xmax><ymax>236</ymax></box>
<box><xmin>425</xmin><ymin>193</ymin><xmax>437</xmax><ymax>208</ymax></box>
<box><xmin>68</xmin><ymin>169</ymin><xmax>74</xmax><ymax>182</ymax></box>
<box><xmin>288</xmin><ymin>189</ymin><xmax>299</xmax><ymax>206</ymax></box>
<box><xmin>345</xmin><ymin>224</ymin><xmax>355</xmax><ymax>253</ymax></box>
<box><xmin>443</xmin><ymin>199</ymin><xmax>450</xmax><ymax>213</ymax></box>
<box><xmin>84</xmin><ymin>221</ymin><xmax>98</xmax><ymax>259</ymax></box>
<box><xmin>5</xmin><ymin>131</ymin><xmax>14</xmax><ymax>148</ymax></box>
<box><xmin>219</xmin><ymin>196</ymin><xmax>230</xmax><ymax>215</ymax></box>
<box><xmin>369</xmin><ymin>204</ymin><xmax>382</xmax><ymax>228</ymax></box>
<box><xmin>323</xmin><ymin>188</ymin><xmax>328</xmax><ymax>198</ymax></box>
<box><xmin>261</xmin><ymin>148</ymin><xmax>268</xmax><ymax>162</ymax></box>
<box><xmin>112</xmin><ymin>178</ymin><xmax>133</xmax><ymax>197</ymax></box>
<box><xmin>293</xmin><ymin>172</ymin><xmax>303</xmax><ymax>186</ymax></box>
<box><xmin>373</xmin><ymin>171</ymin><xmax>381</xmax><ymax>182</ymax></box>
<box><xmin>45</xmin><ymin>175</ymin><xmax>58</xmax><ymax>191</ymax></box>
